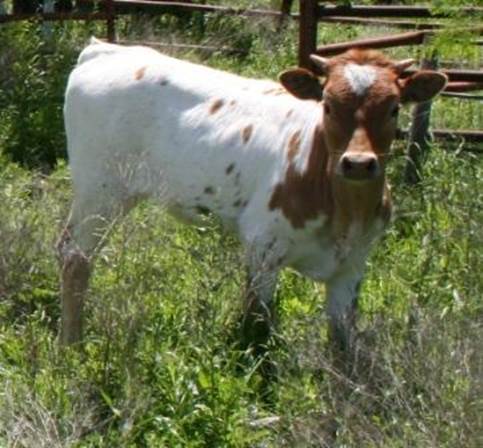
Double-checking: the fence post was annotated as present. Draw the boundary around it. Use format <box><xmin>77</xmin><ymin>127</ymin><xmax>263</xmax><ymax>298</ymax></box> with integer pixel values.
<box><xmin>106</xmin><ymin>0</ymin><xmax>116</xmax><ymax>42</ymax></box>
<box><xmin>404</xmin><ymin>53</ymin><xmax>439</xmax><ymax>185</ymax></box>
<box><xmin>41</xmin><ymin>0</ymin><xmax>55</xmax><ymax>42</ymax></box>
<box><xmin>299</xmin><ymin>0</ymin><xmax>318</xmax><ymax>70</ymax></box>
<box><xmin>278</xmin><ymin>0</ymin><xmax>294</xmax><ymax>30</ymax></box>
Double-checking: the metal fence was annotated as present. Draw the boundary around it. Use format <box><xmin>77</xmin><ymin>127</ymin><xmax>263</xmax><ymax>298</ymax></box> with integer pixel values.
<box><xmin>1</xmin><ymin>0</ymin><xmax>482</xmax><ymax>174</ymax></box>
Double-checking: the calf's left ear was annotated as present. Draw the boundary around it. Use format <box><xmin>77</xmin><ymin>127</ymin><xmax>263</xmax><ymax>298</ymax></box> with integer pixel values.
<box><xmin>400</xmin><ymin>70</ymin><xmax>448</xmax><ymax>103</ymax></box>
<box><xmin>279</xmin><ymin>68</ymin><xmax>323</xmax><ymax>101</ymax></box>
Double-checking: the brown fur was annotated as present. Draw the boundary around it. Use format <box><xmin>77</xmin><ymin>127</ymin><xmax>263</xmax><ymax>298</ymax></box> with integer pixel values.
<box><xmin>242</xmin><ymin>124</ymin><xmax>253</xmax><ymax>144</ymax></box>
<box><xmin>209</xmin><ymin>99</ymin><xmax>224</xmax><ymax>114</ymax></box>
<box><xmin>134</xmin><ymin>66</ymin><xmax>147</xmax><ymax>80</ymax></box>
<box><xmin>287</xmin><ymin>130</ymin><xmax>302</xmax><ymax>162</ymax></box>
<box><xmin>269</xmin><ymin>125</ymin><xmax>331</xmax><ymax>229</ymax></box>
<box><xmin>331</xmin><ymin>49</ymin><xmax>395</xmax><ymax>71</ymax></box>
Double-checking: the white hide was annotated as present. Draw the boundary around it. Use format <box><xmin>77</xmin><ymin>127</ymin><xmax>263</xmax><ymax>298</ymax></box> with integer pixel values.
<box><xmin>64</xmin><ymin>40</ymin><xmax>379</xmax><ymax>284</ymax></box>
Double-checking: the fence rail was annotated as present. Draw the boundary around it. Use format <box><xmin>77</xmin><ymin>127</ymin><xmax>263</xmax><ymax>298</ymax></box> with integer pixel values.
<box><xmin>0</xmin><ymin>11</ymin><xmax>110</xmax><ymax>23</ymax></box>
<box><xmin>314</xmin><ymin>29</ymin><xmax>483</xmax><ymax>57</ymax></box>
<box><xmin>1</xmin><ymin>0</ymin><xmax>481</xmax><ymax>158</ymax></box>
<box><xmin>316</xmin><ymin>4</ymin><xmax>483</xmax><ymax>19</ymax></box>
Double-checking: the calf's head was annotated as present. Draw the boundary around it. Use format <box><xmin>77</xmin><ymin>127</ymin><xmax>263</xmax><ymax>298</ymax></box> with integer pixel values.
<box><xmin>280</xmin><ymin>50</ymin><xmax>447</xmax><ymax>184</ymax></box>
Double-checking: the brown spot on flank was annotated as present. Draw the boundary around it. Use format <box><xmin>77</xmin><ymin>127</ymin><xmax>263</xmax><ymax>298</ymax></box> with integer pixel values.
<box><xmin>230</xmin><ymin>100</ymin><xmax>237</xmax><ymax>106</ymax></box>
<box><xmin>287</xmin><ymin>130</ymin><xmax>302</xmax><ymax>162</ymax></box>
<box><xmin>135</xmin><ymin>66</ymin><xmax>147</xmax><ymax>80</ymax></box>
<box><xmin>204</xmin><ymin>186</ymin><xmax>215</xmax><ymax>195</ymax></box>
<box><xmin>242</xmin><ymin>125</ymin><xmax>253</xmax><ymax>144</ymax></box>
<box><xmin>210</xmin><ymin>99</ymin><xmax>224</xmax><ymax>114</ymax></box>
<box><xmin>286</xmin><ymin>109</ymin><xmax>294</xmax><ymax>118</ymax></box>
<box><xmin>225</xmin><ymin>163</ymin><xmax>235</xmax><ymax>175</ymax></box>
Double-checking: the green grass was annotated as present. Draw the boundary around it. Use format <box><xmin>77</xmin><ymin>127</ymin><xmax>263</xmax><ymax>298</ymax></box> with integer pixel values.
<box><xmin>1</xmin><ymin>6</ymin><xmax>482</xmax><ymax>447</ymax></box>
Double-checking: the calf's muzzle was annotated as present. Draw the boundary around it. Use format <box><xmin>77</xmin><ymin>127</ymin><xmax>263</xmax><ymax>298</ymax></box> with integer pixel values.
<box><xmin>339</xmin><ymin>153</ymin><xmax>380</xmax><ymax>182</ymax></box>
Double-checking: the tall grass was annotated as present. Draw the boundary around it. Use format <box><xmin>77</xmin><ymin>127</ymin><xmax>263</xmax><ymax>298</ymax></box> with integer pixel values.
<box><xmin>0</xmin><ymin>5</ymin><xmax>482</xmax><ymax>447</ymax></box>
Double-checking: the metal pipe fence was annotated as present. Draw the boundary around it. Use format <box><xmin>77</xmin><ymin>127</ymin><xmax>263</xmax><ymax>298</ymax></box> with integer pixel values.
<box><xmin>1</xmin><ymin>0</ymin><xmax>481</xmax><ymax>154</ymax></box>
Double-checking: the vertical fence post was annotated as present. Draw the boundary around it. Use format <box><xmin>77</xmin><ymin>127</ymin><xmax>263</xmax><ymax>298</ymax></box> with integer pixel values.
<box><xmin>41</xmin><ymin>0</ymin><xmax>55</xmax><ymax>43</ymax></box>
<box><xmin>278</xmin><ymin>0</ymin><xmax>294</xmax><ymax>30</ymax></box>
<box><xmin>298</xmin><ymin>0</ymin><xmax>318</xmax><ymax>70</ymax></box>
<box><xmin>404</xmin><ymin>53</ymin><xmax>439</xmax><ymax>185</ymax></box>
<box><xmin>106</xmin><ymin>0</ymin><xmax>116</xmax><ymax>42</ymax></box>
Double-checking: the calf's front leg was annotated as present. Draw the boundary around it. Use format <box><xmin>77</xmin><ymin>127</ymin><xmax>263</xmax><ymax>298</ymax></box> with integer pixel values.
<box><xmin>326</xmin><ymin>270</ymin><xmax>363</xmax><ymax>353</ymax></box>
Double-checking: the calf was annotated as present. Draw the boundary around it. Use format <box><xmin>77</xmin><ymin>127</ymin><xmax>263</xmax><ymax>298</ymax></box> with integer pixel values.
<box><xmin>58</xmin><ymin>38</ymin><xmax>446</xmax><ymax>351</ymax></box>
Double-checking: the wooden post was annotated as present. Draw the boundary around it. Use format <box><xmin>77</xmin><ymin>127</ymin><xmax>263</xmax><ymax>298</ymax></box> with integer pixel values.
<box><xmin>41</xmin><ymin>0</ymin><xmax>55</xmax><ymax>42</ymax></box>
<box><xmin>298</xmin><ymin>0</ymin><xmax>318</xmax><ymax>70</ymax></box>
<box><xmin>404</xmin><ymin>54</ymin><xmax>439</xmax><ymax>184</ymax></box>
<box><xmin>278</xmin><ymin>0</ymin><xmax>294</xmax><ymax>29</ymax></box>
<box><xmin>106</xmin><ymin>0</ymin><xmax>116</xmax><ymax>42</ymax></box>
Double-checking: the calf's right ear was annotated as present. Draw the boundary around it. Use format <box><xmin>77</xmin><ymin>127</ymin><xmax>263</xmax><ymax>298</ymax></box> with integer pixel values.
<box><xmin>279</xmin><ymin>68</ymin><xmax>323</xmax><ymax>101</ymax></box>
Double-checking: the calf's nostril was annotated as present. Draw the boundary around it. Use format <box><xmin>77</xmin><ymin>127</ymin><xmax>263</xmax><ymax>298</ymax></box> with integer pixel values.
<box><xmin>342</xmin><ymin>158</ymin><xmax>353</xmax><ymax>172</ymax></box>
<box><xmin>366</xmin><ymin>159</ymin><xmax>377</xmax><ymax>173</ymax></box>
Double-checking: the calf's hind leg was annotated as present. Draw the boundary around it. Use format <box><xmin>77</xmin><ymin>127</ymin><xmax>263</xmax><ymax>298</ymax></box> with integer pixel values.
<box><xmin>57</xmin><ymin>192</ymin><xmax>127</xmax><ymax>345</ymax></box>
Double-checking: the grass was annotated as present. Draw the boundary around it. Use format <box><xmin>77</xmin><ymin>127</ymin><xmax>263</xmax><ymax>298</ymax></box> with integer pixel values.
<box><xmin>0</xmin><ymin>5</ymin><xmax>482</xmax><ymax>447</ymax></box>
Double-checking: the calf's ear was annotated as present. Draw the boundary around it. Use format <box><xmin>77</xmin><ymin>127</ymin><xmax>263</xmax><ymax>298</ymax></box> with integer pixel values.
<box><xmin>400</xmin><ymin>71</ymin><xmax>448</xmax><ymax>103</ymax></box>
<box><xmin>279</xmin><ymin>68</ymin><xmax>323</xmax><ymax>101</ymax></box>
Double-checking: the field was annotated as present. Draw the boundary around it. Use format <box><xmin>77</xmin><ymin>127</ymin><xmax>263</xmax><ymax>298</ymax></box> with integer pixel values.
<box><xmin>0</xmin><ymin>2</ymin><xmax>482</xmax><ymax>446</ymax></box>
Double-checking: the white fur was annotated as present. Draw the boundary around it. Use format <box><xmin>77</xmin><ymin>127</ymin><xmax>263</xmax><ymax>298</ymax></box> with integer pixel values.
<box><xmin>343</xmin><ymin>63</ymin><xmax>377</xmax><ymax>96</ymax></box>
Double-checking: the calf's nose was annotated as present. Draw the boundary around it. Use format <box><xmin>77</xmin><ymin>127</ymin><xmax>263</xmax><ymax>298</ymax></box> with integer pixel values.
<box><xmin>340</xmin><ymin>153</ymin><xmax>379</xmax><ymax>181</ymax></box>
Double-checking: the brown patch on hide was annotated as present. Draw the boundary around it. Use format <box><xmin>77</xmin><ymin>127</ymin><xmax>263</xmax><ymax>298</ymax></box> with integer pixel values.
<box><xmin>269</xmin><ymin>125</ymin><xmax>331</xmax><ymax>229</ymax></box>
<box><xmin>242</xmin><ymin>125</ymin><xmax>253</xmax><ymax>144</ymax></box>
<box><xmin>287</xmin><ymin>130</ymin><xmax>302</xmax><ymax>162</ymax></box>
<box><xmin>210</xmin><ymin>99</ymin><xmax>224</xmax><ymax>114</ymax></box>
<box><xmin>134</xmin><ymin>66</ymin><xmax>147</xmax><ymax>80</ymax></box>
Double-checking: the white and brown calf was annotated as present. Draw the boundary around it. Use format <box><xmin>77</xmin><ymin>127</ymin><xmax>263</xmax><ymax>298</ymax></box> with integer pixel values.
<box><xmin>58</xmin><ymin>39</ymin><xmax>447</xmax><ymax>351</ymax></box>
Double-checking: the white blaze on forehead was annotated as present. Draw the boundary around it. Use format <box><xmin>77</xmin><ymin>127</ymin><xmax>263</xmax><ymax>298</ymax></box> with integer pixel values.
<box><xmin>343</xmin><ymin>63</ymin><xmax>377</xmax><ymax>96</ymax></box>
